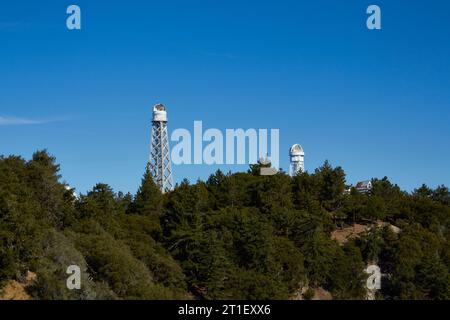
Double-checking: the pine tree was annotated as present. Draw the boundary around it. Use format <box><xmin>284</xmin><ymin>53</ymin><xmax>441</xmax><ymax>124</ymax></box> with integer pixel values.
<box><xmin>134</xmin><ymin>166</ymin><xmax>164</xmax><ymax>216</ymax></box>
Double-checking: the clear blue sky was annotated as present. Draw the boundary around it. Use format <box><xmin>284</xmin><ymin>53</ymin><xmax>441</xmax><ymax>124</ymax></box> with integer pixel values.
<box><xmin>1</xmin><ymin>0</ymin><xmax>449</xmax><ymax>194</ymax></box>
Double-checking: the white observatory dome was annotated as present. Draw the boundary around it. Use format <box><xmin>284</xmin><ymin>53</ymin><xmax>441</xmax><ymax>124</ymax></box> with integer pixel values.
<box><xmin>153</xmin><ymin>103</ymin><xmax>167</xmax><ymax>122</ymax></box>
<box><xmin>289</xmin><ymin>144</ymin><xmax>305</xmax><ymax>176</ymax></box>
<box><xmin>290</xmin><ymin>144</ymin><xmax>304</xmax><ymax>156</ymax></box>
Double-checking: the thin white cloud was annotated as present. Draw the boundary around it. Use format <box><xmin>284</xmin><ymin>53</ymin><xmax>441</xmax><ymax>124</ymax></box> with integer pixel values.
<box><xmin>0</xmin><ymin>116</ymin><xmax>53</xmax><ymax>126</ymax></box>
<box><xmin>0</xmin><ymin>22</ymin><xmax>20</xmax><ymax>30</ymax></box>
<box><xmin>193</xmin><ymin>49</ymin><xmax>237</xmax><ymax>60</ymax></box>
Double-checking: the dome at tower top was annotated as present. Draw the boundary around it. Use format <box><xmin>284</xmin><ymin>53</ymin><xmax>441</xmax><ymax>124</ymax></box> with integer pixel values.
<box><xmin>154</xmin><ymin>103</ymin><xmax>166</xmax><ymax>112</ymax></box>
<box><xmin>290</xmin><ymin>144</ymin><xmax>304</xmax><ymax>156</ymax></box>
<box><xmin>153</xmin><ymin>103</ymin><xmax>167</xmax><ymax>122</ymax></box>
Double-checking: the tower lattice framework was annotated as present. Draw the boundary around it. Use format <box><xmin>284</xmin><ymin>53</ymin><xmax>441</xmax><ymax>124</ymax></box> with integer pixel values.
<box><xmin>150</xmin><ymin>104</ymin><xmax>173</xmax><ymax>193</ymax></box>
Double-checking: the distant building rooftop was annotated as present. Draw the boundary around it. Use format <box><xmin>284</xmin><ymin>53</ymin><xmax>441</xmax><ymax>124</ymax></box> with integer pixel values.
<box><xmin>355</xmin><ymin>180</ymin><xmax>373</xmax><ymax>193</ymax></box>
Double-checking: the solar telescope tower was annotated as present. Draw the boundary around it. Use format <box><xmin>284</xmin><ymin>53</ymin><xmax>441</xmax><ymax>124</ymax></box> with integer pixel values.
<box><xmin>150</xmin><ymin>103</ymin><xmax>173</xmax><ymax>193</ymax></box>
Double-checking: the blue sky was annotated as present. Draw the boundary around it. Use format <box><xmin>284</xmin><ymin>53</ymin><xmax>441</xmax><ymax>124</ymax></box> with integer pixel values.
<box><xmin>1</xmin><ymin>0</ymin><xmax>449</xmax><ymax>194</ymax></box>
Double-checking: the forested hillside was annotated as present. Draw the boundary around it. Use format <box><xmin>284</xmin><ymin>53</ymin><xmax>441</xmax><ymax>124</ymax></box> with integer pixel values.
<box><xmin>0</xmin><ymin>151</ymin><xmax>449</xmax><ymax>299</ymax></box>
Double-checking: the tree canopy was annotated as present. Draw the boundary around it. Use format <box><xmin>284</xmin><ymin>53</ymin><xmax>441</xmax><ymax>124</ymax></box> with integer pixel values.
<box><xmin>0</xmin><ymin>151</ymin><xmax>448</xmax><ymax>300</ymax></box>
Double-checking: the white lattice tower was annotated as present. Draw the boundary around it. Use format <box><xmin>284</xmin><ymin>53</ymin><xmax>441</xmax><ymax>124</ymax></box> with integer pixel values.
<box><xmin>150</xmin><ymin>103</ymin><xmax>173</xmax><ymax>193</ymax></box>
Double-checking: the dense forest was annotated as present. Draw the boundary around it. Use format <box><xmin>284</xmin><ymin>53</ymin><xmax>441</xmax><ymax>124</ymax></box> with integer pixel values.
<box><xmin>0</xmin><ymin>150</ymin><xmax>449</xmax><ymax>300</ymax></box>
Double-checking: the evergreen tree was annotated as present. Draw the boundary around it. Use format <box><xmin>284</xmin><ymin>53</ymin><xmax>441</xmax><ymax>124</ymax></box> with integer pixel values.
<box><xmin>134</xmin><ymin>166</ymin><xmax>164</xmax><ymax>216</ymax></box>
